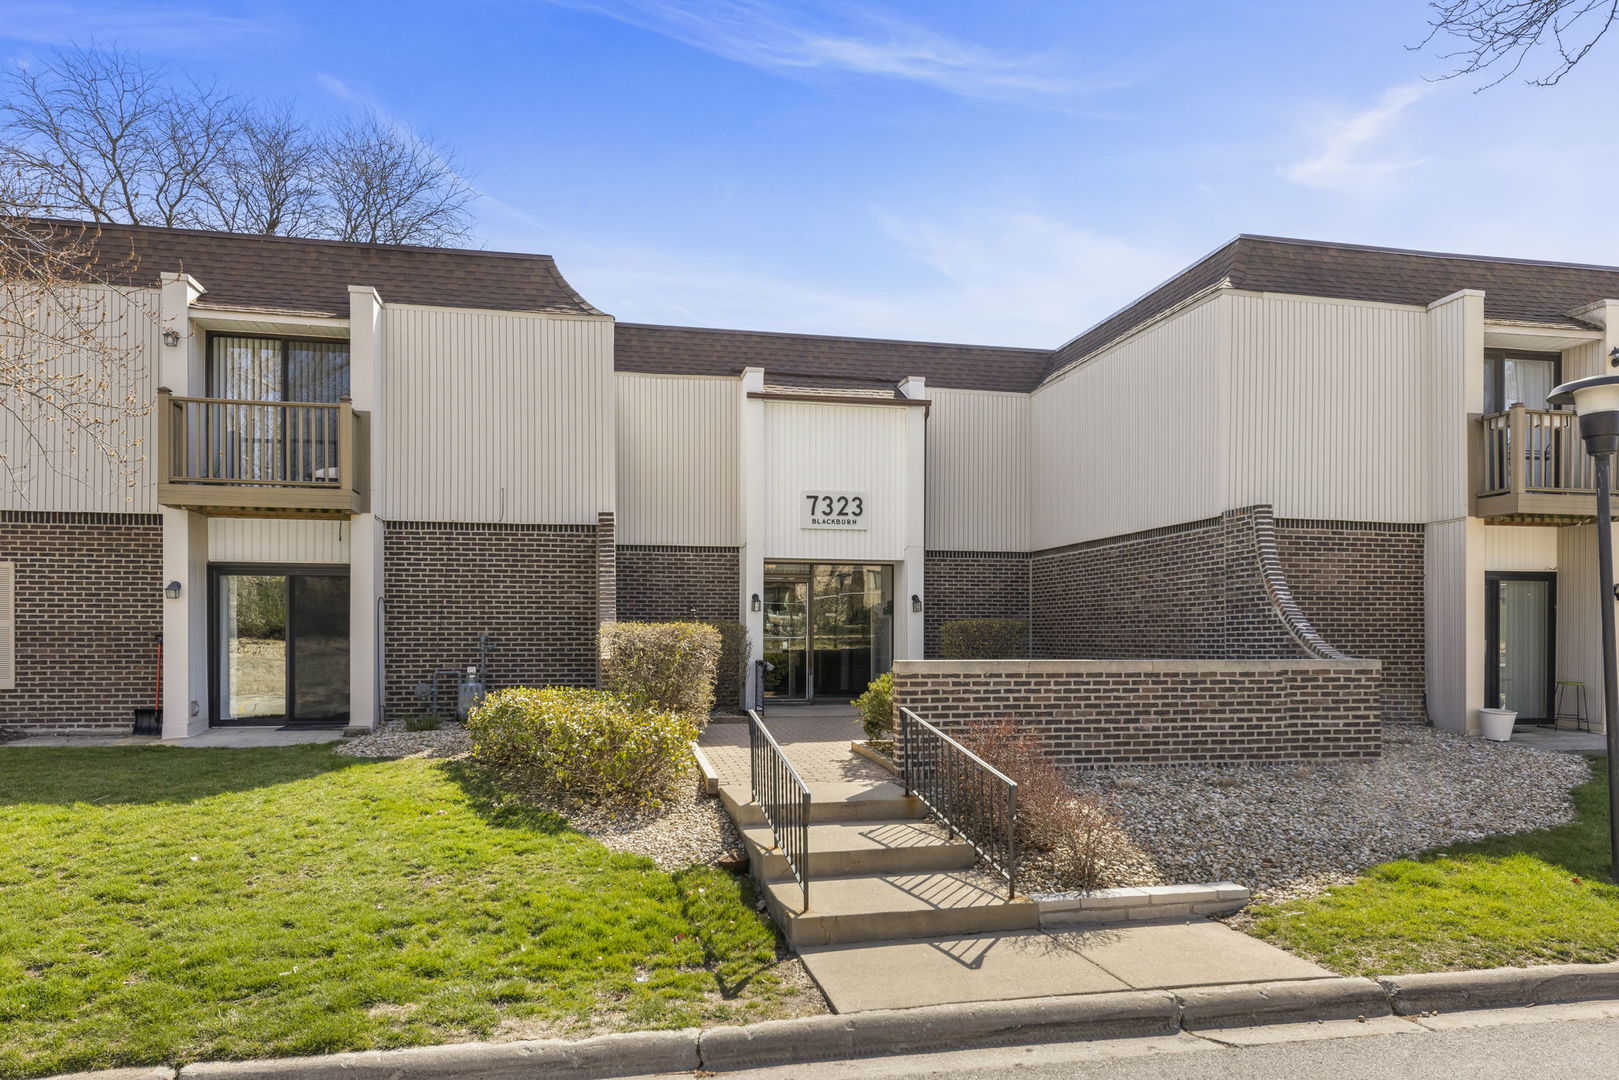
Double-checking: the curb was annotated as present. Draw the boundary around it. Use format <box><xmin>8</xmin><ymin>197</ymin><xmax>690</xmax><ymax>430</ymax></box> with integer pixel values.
<box><xmin>40</xmin><ymin>965</ymin><xmax>1619</xmax><ymax>1080</ymax></box>
<box><xmin>1380</xmin><ymin>961</ymin><xmax>1619</xmax><ymax>1015</ymax></box>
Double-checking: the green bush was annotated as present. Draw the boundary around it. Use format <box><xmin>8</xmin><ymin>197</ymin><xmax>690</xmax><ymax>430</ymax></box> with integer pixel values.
<box><xmin>707</xmin><ymin>620</ymin><xmax>750</xmax><ymax>713</ymax></box>
<box><xmin>466</xmin><ymin>686</ymin><xmax>698</xmax><ymax>808</ymax></box>
<box><xmin>599</xmin><ymin>621</ymin><xmax>723</xmax><ymax>720</ymax></box>
<box><xmin>852</xmin><ymin>671</ymin><xmax>894</xmax><ymax>744</ymax></box>
<box><xmin>939</xmin><ymin>618</ymin><xmax>1029</xmax><ymax>659</ymax></box>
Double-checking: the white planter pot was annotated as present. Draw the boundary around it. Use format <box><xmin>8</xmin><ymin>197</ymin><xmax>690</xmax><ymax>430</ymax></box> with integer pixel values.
<box><xmin>1479</xmin><ymin>707</ymin><xmax>1517</xmax><ymax>742</ymax></box>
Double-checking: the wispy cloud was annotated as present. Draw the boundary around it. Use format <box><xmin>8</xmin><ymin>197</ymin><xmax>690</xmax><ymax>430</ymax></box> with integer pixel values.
<box><xmin>540</xmin><ymin>0</ymin><xmax>1107</xmax><ymax>104</ymax></box>
<box><xmin>1281</xmin><ymin>82</ymin><xmax>1432</xmax><ymax>192</ymax></box>
<box><xmin>552</xmin><ymin>210</ymin><xmax>1189</xmax><ymax>347</ymax></box>
<box><xmin>3</xmin><ymin>2</ymin><xmax>276</xmax><ymax>51</ymax></box>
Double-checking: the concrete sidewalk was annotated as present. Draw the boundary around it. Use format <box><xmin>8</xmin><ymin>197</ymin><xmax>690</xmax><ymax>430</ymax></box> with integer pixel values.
<box><xmin>799</xmin><ymin>919</ymin><xmax>1333</xmax><ymax>1013</ymax></box>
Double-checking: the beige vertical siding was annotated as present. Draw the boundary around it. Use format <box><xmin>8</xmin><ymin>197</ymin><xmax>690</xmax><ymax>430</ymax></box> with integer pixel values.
<box><xmin>380</xmin><ymin>307</ymin><xmax>613</xmax><ymax>524</ymax></box>
<box><xmin>762</xmin><ymin>401</ymin><xmax>910</xmax><ymax>561</ymax></box>
<box><xmin>1426</xmin><ymin>517</ymin><xmax>1484</xmax><ymax>732</ymax></box>
<box><xmin>1426</xmin><ymin>293</ymin><xmax>1483</xmax><ymax>523</ymax></box>
<box><xmin>926</xmin><ymin>388</ymin><xmax>1029</xmax><ymax>552</ymax></box>
<box><xmin>1226</xmin><ymin>294</ymin><xmax>1432</xmax><ymax>522</ymax></box>
<box><xmin>1563</xmin><ymin>340</ymin><xmax>1605</xmax><ymax>382</ymax></box>
<box><xmin>0</xmin><ymin>284</ymin><xmax>161</xmax><ymax>514</ymax></box>
<box><xmin>1029</xmin><ymin>295</ymin><xmax>1228</xmax><ymax>549</ymax></box>
<box><xmin>614</xmin><ymin>373</ymin><xmax>740</xmax><ymax>545</ymax></box>
<box><xmin>1556</xmin><ymin>523</ymin><xmax>1614</xmax><ymax>731</ymax></box>
<box><xmin>1482</xmin><ymin>525</ymin><xmax>1557</xmax><ymax>571</ymax></box>
<box><xmin>207</xmin><ymin>518</ymin><xmax>349</xmax><ymax>564</ymax></box>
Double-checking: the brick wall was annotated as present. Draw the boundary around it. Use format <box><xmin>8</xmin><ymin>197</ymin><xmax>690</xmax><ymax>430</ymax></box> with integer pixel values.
<box><xmin>891</xmin><ymin>659</ymin><xmax>1383</xmax><ymax>767</ymax></box>
<box><xmin>615</xmin><ymin>546</ymin><xmax>740</xmax><ymax>623</ymax></box>
<box><xmin>1028</xmin><ymin>505</ymin><xmax>1425</xmax><ymax>722</ymax></box>
<box><xmin>923</xmin><ymin>552</ymin><xmax>1030</xmax><ymax>657</ymax></box>
<box><xmin>0</xmin><ymin>511</ymin><xmax>162</xmax><ymax>733</ymax></box>
<box><xmin>383</xmin><ymin>521</ymin><xmax>599</xmax><ymax>715</ymax></box>
<box><xmin>1275</xmin><ymin>520</ymin><xmax>1427</xmax><ymax>723</ymax></box>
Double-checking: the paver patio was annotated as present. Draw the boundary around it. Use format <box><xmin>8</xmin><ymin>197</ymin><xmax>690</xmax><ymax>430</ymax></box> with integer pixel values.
<box><xmin>700</xmin><ymin>705</ymin><xmax>886</xmax><ymax>784</ymax></box>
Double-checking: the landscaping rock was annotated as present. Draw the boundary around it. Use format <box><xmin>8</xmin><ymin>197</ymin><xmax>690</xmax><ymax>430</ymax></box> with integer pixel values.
<box><xmin>1068</xmin><ymin>723</ymin><xmax>1589</xmax><ymax>902</ymax></box>
<box><xmin>335</xmin><ymin>720</ymin><xmax>470</xmax><ymax>759</ymax></box>
<box><xmin>571</xmin><ymin>782</ymin><xmax>746</xmax><ymax>870</ymax></box>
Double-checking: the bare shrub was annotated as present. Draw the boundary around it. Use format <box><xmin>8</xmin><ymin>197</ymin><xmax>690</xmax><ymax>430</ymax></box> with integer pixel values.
<box><xmin>963</xmin><ymin>718</ymin><xmax>1133</xmax><ymax>892</ymax></box>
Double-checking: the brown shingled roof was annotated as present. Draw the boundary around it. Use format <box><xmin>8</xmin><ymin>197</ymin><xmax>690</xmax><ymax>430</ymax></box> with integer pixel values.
<box><xmin>1049</xmin><ymin>235</ymin><xmax>1619</xmax><ymax>372</ymax></box>
<box><xmin>47</xmin><ymin>219</ymin><xmax>604</xmax><ymax>316</ymax></box>
<box><xmin>615</xmin><ymin>322</ymin><xmax>1053</xmax><ymax>393</ymax></box>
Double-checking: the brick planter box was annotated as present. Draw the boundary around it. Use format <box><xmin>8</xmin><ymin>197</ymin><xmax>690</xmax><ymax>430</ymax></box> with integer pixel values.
<box><xmin>891</xmin><ymin>659</ymin><xmax>1382</xmax><ymax>767</ymax></box>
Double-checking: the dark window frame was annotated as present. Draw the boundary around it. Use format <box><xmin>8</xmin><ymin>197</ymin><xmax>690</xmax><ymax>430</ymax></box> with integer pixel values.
<box><xmin>1483</xmin><ymin>348</ymin><xmax>1562</xmax><ymax>416</ymax></box>
<box><xmin>205</xmin><ymin>330</ymin><xmax>352</xmax><ymax>403</ymax></box>
<box><xmin>208</xmin><ymin>563</ymin><xmax>350</xmax><ymax>726</ymax></box>
<box><xmin>1484</xmin><ymin>570</ymin><xmax>1558</xmax><ymax>724</ymax></box>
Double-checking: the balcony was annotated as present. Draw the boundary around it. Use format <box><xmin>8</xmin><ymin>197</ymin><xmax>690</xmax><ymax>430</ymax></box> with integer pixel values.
<box><xmin>156</xmin><ymin>389</ymin><xmax>366</xmax><ymax>517</ymax></box>
<box><xmin>1474</xmin><ymin>406</ymin><xmax>1601</xmax><ymax>521</ymax></box>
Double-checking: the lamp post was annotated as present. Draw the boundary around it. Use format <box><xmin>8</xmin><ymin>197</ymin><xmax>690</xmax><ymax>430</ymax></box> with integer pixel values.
<box><xmin>1548</xmin><ymin>373</ymin><xmax>1619</xmax><ymax>883</ymax></box>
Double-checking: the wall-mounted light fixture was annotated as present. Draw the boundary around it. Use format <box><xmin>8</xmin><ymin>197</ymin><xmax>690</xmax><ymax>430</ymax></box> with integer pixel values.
<box><xmin>750</xmin><ymin>593</ymin><xmax>762</xmax><ymax>612</ymax></box>
<box><xmin>163</xmin><ymin>580</ymin><xmax>182</xmax><ymax>600</ymax></box>
<box><xmin>911</xmin><ymin>594</ymin><xmax>922</xmax><ymax>613</ymax></box>
<box><xmin>162</xmin><ymin>329</ymin><xmax>181</xmax><ymax>348</ymax></box>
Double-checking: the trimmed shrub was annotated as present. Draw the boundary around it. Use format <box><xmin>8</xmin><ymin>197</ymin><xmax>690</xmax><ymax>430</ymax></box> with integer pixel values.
<box><xmin>939</xmin><ymin>618</ymin><xmax>1028</xmax><ymax>660</ymax></box>
<box><xmin>963</xmin><ymin>718</ymin><xmax>1133</xmax><ymax>892</ymax></box>
<box><xmin>708</xmin><ymin>620</ymin><xmax>750</xmax><ymax>713</ymax></box>
<box><xmin>599</xmin><ymin>621</ymin><xmax>723</xmax><ymax>720</ymax></box>
<box><xmin>467</xmin><ymin>686</ymin><xmax>698</xmax><ymax>808</ymax></box>
<box><xmin>852</xmin><ymin>672</ymin><xmax>894</xmax><ymax>744</ymax></box>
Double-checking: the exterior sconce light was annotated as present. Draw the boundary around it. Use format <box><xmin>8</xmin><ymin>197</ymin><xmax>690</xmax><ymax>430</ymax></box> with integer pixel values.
<box><xmin>163</xmin><ymin>580</ymin><xmax>183</xmax><ymax>600</ymax></box>
<box><xmin>162</xmin><ymin>329</ymin><xmax>181</xmax><ymax>348</ymax></box>
<box><xmin>1547</xmin><ymin>372</ymin><xmax>1619</xmax><ymax>882</ymax></box>
<box><xmin>911</xmin><ymin>594</ymin><xmax>922</xmax><ymax>613</ymax></box>
<box><xmin>750</xmin><ymin>593</ymin><xmax>762</xmax><ymax>612</ymax></box>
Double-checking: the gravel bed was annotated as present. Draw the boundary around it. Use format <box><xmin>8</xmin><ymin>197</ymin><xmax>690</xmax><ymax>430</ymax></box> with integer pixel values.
<box><xmin>335</xmin><ymin>725</ymin><xmax>741</xmax><ymax>870</ymax></box>
<box><xmin>334</xmin><ymin>720</ymin><xmax>471</xmax><ymax>759</ymax></box>
<box><xmin>1068</xmin><ymin>723</ymin><xmax>1590</xmax><ymax>904</ymax></box>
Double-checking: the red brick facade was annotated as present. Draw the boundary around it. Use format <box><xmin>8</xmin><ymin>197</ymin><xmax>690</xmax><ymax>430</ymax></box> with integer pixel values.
<box><xmin>892</xmin><ymin>659</ymin><xmax>1383</xmax><ymax>767</ymax></box>
<box><xmin>923</xmin><ymin>552</ymin><xmax>1030</xmax><ymax>658</ymax></box>
<box><xmin>382</xmin><ymin>521</ymin><xmax>600</xmax><ymax>715</ymax></box>
<box><xmin>0</xmin><ymin>511</ymin><xmax>163</xmax><ymax>733</ymax></box>
<box><xmin>615</xmin><ymin>545</ymin><xmax>740</xmax><ymax>623</ymax></box>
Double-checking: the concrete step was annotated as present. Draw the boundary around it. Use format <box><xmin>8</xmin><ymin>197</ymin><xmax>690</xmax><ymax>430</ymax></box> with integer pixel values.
<box><xmin>764</xmin><ymin>869</ymin><xmax>1038</xmax><ymax>947</ymax></box>
<box><xmin>741</xmin><ymin>818</ymin><xmax>978</xmax><ymax>878</ymax></box>
<box><xmin>719</xmin><ymin>781</ymin><xmax>926</xmax><ymax>827</ymax></box>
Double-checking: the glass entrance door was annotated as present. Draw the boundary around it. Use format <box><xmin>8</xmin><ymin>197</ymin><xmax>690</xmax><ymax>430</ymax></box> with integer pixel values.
<box><xmin>214</xmin><ymin>568</ymin><xmax>350</xmax><ymax>725</ymax></box>
<box><xmin>1486</xmin><ymin>572</ymin><xmax>1555</xmax><ymax>723</ymax></box>
<box><xmin>762</xmin><ymin>563</ymin><xmax>893</xmax><ymax>702</ymax></box>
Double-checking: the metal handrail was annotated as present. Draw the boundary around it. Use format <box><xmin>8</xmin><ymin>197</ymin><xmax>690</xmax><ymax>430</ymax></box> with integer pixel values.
<box><xmin>747</xmin><ymin>709</ymin><xmax>811</xmax><ymax>913</ymax></box>
<box><xmin>899</xmin><ymin>707</ymin><xmax>1019</xmax><ymax>899</ymax></box>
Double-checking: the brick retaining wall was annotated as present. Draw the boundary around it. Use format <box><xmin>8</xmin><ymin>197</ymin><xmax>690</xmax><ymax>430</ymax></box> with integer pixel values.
<box><xmin>891</xmin><ymin>659</ymin><xmax>1383</xmax><ymax>766</ymax></box>
<box><xmin>383</xmin><ymin>521</ymin><xmax>599</xmax><ymax>715</ymax></box>
<box><xmin>0</xmin><ymin>511</ymin><xmax>162</xmax><ymax>733</ymax></box>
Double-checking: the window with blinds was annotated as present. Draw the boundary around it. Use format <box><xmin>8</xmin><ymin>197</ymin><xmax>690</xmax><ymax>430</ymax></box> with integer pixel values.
<box><xmin>208</xmin><ymin>335</ymin><xmax>350</xmax><ymax>402</ymax></box>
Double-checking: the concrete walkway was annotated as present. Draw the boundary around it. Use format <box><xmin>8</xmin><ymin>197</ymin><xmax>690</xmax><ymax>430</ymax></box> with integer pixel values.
<box><xmin>799</xmin><ymin>920</ymin><xmax>1333</xmax><ymax>1013</ymax></box>
<box><xmin>1511</xmin><ymin>727</ymin><xmax>1608</xmax><ymax>755</ymax></box>
<box><xmin>5</xmin><ymin>727</ymin><xmax>346</xmax><ymax>748</ymax></box>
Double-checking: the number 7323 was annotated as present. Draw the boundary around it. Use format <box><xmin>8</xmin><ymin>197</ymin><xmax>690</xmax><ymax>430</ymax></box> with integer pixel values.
<box><xmin>808</xmin><ymin>494</ymin><xmax>863</xmax><ymax>518</ymax></box>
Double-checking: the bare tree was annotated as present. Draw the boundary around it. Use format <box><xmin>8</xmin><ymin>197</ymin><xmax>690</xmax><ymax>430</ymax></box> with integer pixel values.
<box><xmin>0</xmin><ymin>48</ymin><xmax>238</xmax><ymax>225</ymax></box>
<box><xmin>0</xmin><ymin>174</ymin><xmax>155</xmax><ymax>499</ymax></box>
<box><xmin>1</xmin><ymin>46</ymin><xmax>480</xmax><ymax>244</ymax></box>
<box><xmin>1420</xmin><ymin>0</ymin><xmax>1619</xmax><ymax>86</ymax></box>
<box><xmin>203</xmin><ymin>104</ymin><xmax>322</xmax><ymax>236</ymax></box>
<box><xmin>314</xmin><ymin>114</ymin><xmax>475</xmax><ymax>246</ymax></box>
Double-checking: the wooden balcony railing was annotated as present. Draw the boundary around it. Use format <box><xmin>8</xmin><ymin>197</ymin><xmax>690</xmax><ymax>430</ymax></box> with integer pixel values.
<box><xmin>157</xmin><ymin>388</ymin><xmax>365</xmax><ymax>517</ymax></box>
<box><xmin>1475</xmin><ymin>405</ymin><xmax>1599</xmax><ymax>518</ymax></box>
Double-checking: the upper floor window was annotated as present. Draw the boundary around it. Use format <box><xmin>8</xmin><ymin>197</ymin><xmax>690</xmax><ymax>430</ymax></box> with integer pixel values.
<box><xmin>1484</xmin><ymin>349</ymin><xmax>1559</xmax><ymax>415</ymax></box>
<box><xmin>209</xmin><ymin>334</ymin><xmax>350</xmax><ymax>403</ymax></box>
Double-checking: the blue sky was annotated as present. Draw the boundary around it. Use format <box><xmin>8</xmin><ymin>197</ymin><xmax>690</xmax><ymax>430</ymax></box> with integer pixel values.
<box><xmin>6</xmin><ymin>1</ymin><xmax>1618</xmax><ymax>346</ymax></box>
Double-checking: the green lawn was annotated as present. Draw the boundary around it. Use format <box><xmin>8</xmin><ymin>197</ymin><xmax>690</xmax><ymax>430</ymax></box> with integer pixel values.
<box><xmin>0</xmin><ymin>746</ymin><xmax>813</xmax><ymax>1080</ymax></box>
<box><xmin>1245</xmin><ymin>757</ymin><xmax>1619</xmax><ymax>976</ymax></box>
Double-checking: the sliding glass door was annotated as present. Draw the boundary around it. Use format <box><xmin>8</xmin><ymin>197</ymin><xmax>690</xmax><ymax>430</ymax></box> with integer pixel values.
<box><xmin>213</xmin><ymin>567</ymin><xmax>349</xmax><ymax>725</ymax></box>
<box><xmin>1485</xmin><ymin>572</ymin><xmax>1555</xmax><ymax>723</ymax></box>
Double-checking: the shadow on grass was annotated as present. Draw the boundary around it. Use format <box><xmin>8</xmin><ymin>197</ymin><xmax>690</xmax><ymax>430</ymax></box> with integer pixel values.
<box><xmin>0</xmin><ymin>743</ymin><xmax>379</xmax><ymax>807</ymax></box>
<box><xmin>1427</xmin><ymin>756</ymin><xmax>1614</xmax><ymax>881</ymax></box>
<box><xmin>668</xmin><ymin>865</ymin><xmax>786</xmax><ymax>1001</ymax></box>
<box><xmin>438</xmin><ymin>758</ymin><xmax>575</xmax><ymax>836</ymax></box>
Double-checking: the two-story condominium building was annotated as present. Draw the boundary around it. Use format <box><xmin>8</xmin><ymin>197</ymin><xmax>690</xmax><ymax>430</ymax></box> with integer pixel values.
<box><xmin>3</xmin><ymin>222</ymin><xmax>1618</xmax><ymax>740</ymax></box>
